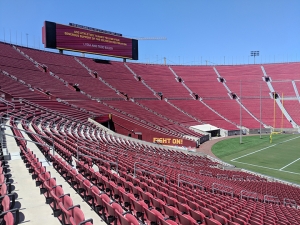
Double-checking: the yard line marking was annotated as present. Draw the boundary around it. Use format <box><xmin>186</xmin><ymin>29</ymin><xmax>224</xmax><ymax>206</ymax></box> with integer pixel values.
<box><xmin>279</xmin><ymin>157</ymin><xmax>300</xmax><ymax>170</ymax></box>
<box><xmin>232</xmin><ymin>161</ymin><xmax>278</xmax><ymax>171</ymax></box>
<box><xmin>231</xmin><ymin>135</ymin><xmax>300</xmax><ymax>162</ymax></box>
<box><xmin>233</xmin><ymin>160</ymin><xmax>300</xmax><ymax>175</ymax></box>
<box><xmin>231</xmin><ymin>145</ymin><xmax>276</xmax><ymax>161</ymax></box>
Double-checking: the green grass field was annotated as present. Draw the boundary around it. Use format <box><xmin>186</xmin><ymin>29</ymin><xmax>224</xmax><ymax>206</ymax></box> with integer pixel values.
<box><xmin>212</xmin><ymin>134</ymin><xmax>300</xmax><ymax>185</ymax></box>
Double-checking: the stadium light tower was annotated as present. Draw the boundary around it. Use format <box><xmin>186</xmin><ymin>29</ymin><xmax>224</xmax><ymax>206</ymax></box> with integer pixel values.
<box><xmin>250</xmin><ymin>51</ymin><xmax>259</xmax><ymax>64</ymax></box>
<box><xmin>26</xmin><ymin>33</ymin><xmax>28</xmax><ymax>47</ymax></box>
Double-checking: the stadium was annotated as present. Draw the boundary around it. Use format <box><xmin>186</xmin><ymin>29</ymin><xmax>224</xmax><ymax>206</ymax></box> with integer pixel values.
<box><xmin>0</xmin><ymin>1</ymin><xmax>300</xmax><ymax>225</ymax></box>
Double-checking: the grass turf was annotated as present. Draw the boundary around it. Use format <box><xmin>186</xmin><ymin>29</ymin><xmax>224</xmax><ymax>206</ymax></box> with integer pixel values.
<box><xmin>212</xmin><ymin>134</ymin><xmax>300</xmax><ymax>185</ymax></box>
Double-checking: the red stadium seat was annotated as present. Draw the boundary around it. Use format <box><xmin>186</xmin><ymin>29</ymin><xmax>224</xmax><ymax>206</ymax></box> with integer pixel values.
<box><xmin>115</xmin><ymin>210</ymin><xmax>140</xmax><ymax>225</ymax></box>
<box><xmin>69</xmin><ymin>206</ymin><xmax>93</xmax><ymax>225</ymax></box>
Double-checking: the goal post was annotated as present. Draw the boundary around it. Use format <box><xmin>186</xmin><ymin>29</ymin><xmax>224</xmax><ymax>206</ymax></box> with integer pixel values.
<box><xmin>270</xmin><ymin>131</ymin><xmax>281</xmax><ymax>143</ymax></box>
<box><xmin>270</xmin><ymin>92</ymin><xmax>284</xmax><ymax>143</ymax></box>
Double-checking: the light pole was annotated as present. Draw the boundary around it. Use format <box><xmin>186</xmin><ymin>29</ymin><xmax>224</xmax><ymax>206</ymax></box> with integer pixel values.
<box><xmin>251</xmin><ymin>51</ymin><xmax>259</xmax><ymax>64</ymax></box>
<box><xmin>240</xmin><ymin>80</ymin><xmax>243</xmax><ymax>144</ymax></box>
<box><xmin>260</xmin><ymin>81</ymin><xmax>262</xmax><ymax>139</ymax></box>
<box><xmin>26</xmin><ymin>33</ymin><xmax>28</xmax><ymax>47</ymax></box>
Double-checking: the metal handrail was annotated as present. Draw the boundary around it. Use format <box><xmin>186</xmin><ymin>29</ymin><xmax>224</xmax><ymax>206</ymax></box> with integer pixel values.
<box><xmin>0</xmin><ymin>98</ymin><xmax>15</xmax><ymax>108</ymax></box>
<box><xmin>177</xmin><ymin>174</ymin><xmax>204</xmax><ymax>190</ymax></box>
<box><xmin>264</xmin><ymin>195</ymin><xmax>280</xmax><ymax>204</ymax></box>
<box><xmin>134</xmin><ymin>162</ymin><xmax>166</xmax><ymax>183</ymax></box>
<box><xmin>240</xmin><ymin>190</ymin><xmax>258</xmax><ymax>201</ymax></box>
<box><xmin>40</xmin><ymin>115</ymin><xmax>58</xmax><ymax>128</ymax></box>
<box><xmin>1</xmin><ymin>124</ymin><xmax>55</xmax><ymax>155</ymax></box>
<box><xmin>0</xmin><ymin>97</ymin><xmax>15</xmax><ymax>118</ymax></box>
<box><xmin>76</xmin><ymin>145</ymin><xmax>118</xmax><ymax>172</ymax></box>
<box><xmin>180</xmin><ymin>165</ymin><xmax>195</xmax><ymax>172</ymax></box>
<box><xmin>232</xmin><ymin>175</ymin><xmax>244</xmax><ymax>181</ymax></box>
<box><xmin>216</xmin><ymin>174</ymin><xmax>229</xmax><ymax>179</ymax></box>
<box><xmin>4</xmin><ymin>115</ymin><xmax>31</xmax><ymax>124</ymax></box>
<box><xmin>283</xmin><ymin>198</ymin><xmax>297</xmax><ymax>208</ymax></box>
<box><xmin>212</xmin><ymin>183</ymin><xmax>234</xmax><ymax>198</ymax></box>
<box><xmin>135</xmin><ymin>154</ymin><xmax>153</xmax><ymax>163</ymax></box>
<box><xmin>21</xmin><ymin>106</ymin><xmax>38</xmax><ymax>117</ymax></box>
<box><xmin>20</xmin><ymin>98</ymin><xmax>84</xmax><ymax>125</ymax></box>
<box><xmin>199</xmin><ymin>170</ymin><xmax>213</xmax><ymax>177</ymax></box>
<box><xmin>4</xmin><ymin>133</ymin><xmax>52</xmax><ymax>154</ymax></box>
<box><xmin>78</xmin><ymin>153</ymin><xmax>118</xmax><ymax>172</ymax></box>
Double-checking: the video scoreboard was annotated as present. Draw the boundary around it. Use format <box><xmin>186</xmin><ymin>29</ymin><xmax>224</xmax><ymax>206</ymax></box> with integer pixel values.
<box><xmin>42</xmin><ymin>21</ymin><xmax>138</xmax><ymax>60</ymax></box>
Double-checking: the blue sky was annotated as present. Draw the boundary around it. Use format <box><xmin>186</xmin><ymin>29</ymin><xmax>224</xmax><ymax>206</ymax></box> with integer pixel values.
<box><xmin>0</xmin><ymin>0</ymin><xmax>299</xmax><ymax>65</ymax></box>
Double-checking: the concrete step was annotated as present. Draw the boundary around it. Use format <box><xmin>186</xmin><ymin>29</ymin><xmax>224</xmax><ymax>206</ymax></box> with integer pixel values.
<box><xmin>16</xmin><ymin>123</ymin><xmax>105</xmax><ymax>225</ymax></box>
<box><xmin>6</xmin><ymin>121</ymin><xmax>60</xmax><ymax>225</ymax></box>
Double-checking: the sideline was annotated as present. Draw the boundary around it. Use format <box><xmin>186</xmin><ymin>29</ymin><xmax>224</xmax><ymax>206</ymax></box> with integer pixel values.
<box><xmin>232</xmin><ymin>160</ymin><xmax>300</xmax><ymax>175</ymax></box>
<box><xmin>279</xmin><ymin>157</ymin><xmax>300</xmax><ymax>171</ymax></box>
<box><xmin>230</xmin><ymin>135</ymin><xmax>300</xmax><ymax>162</ymax></box>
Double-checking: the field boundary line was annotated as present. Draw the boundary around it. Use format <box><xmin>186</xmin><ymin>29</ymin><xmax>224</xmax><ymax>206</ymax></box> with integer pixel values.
<box><xmin>279</xmin><ymin>157</ymin><xmax>300</xmax><ymax>170</ymax></box>
<box><xmin>233</xmin><ymin>160</ymin><xmax>300</xmax><ymax>175</ymax></box>
<box><xmin>231</xmin><ymin>135</ymin><xmax>300</xmax><ymax>162</ymax></box>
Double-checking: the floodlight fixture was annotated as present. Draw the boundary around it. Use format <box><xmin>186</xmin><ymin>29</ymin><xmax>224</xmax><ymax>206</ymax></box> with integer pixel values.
<box><xmin>250</xmin><ymin>51</ymin><xmax>259</xmax><ymax>64</ymax></box>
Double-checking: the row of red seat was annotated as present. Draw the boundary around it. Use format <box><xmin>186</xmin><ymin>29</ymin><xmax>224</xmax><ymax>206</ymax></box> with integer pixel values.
<box><xmin>54</xmin><ymin>147</ymin><xmax>298</xmax><ymax>225</ymax></box>
<box><xmin>0</xmin><ymin>150</ymin><xmax>19</xmax><ymax>225</ymax></box>
<box><xmin>10</xmin><ymin>119</ymin><xmax>93</xmax><ymax>225</ymax></box>
<box><xmin>37</xmin><ymin>111</ymin><xmax>300</xmax><ymax>207</ymax></box>
<box><xmin>3</xmin><ymin>102</ymin><xmax>300</xmax><ymax>225</ymax></box>
<box><xmin>14</xmin><ymin>108</ymin><xmax>299</xmax><ymax>211</ymax></box>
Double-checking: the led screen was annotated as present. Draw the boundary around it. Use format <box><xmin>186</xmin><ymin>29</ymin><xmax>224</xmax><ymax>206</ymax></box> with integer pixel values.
<box><xmin>43</xmin><ymin>21</ymin><xmax>138</xmax><ymax>60</ymax></box>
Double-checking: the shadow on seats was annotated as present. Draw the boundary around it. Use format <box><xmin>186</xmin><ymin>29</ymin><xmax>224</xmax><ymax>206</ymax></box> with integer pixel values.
<box><xmin>17</xmin><ymin>211</ymin><xmax>26</xmax><ymax>223</ymax></box>
<box><xmin>13</xmin><ymin>201</ymin><xmax>22</xmax><ymax>209</ymax></box>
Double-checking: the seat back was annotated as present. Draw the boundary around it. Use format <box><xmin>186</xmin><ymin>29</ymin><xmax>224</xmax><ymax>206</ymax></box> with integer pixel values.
<box><xmin>51</xmin><ymin>185</ymin><xmax>64</xmax><ymax>208</ymax></box>
<box><xmin>176</xmin><ymin>202</ymin><xmax>189</xmax><ymax>214</ymax></box>
<box><xmin>159</xmin><ymin>218</ymin><xmax>178</xmax><ymax>225</ymax></box>
<box><xmin>116</xmin><ymin>211</ymin><xmax>130</xmax><ymax>225</ymax></box>
<box><xmin>71</xmin><ymin>206</ymin><xmax>85</xmax><ymax>225</ymax></box>
<box><xmin>92</xmin><ymin>171</ymin><xmax>101</xmax><ymax>185</ymax></box>
<box><xmin>82</xmin><ymin>179</ymin><xmax>91</xmax><ymax>194</ymax></box>
<box><xmin>2</xmin><ymin>195</ymin><xmax>10</xmax><ymax>211</ymax></box>
<box><xmin>213</xmin><ymin>212</ymin><xmax>228</xmax><ymax>224</ymax></box>
<box><xmin>204</xmin><ymin>217</ymin><xmax>222</xmax><ymax>225</ymax></box>
<box><xmin>189</xmin><ymin>209</ymin><xmax>205</xmax><ymax>224</ymax></box>
<box><xmin>1</xmin><ymin>183</ymin><xmax>8</xmax><ymax>196</ymax></box>
<box><xmin>0</xmin><ymin>174</ymin><xmax>5</xmax><ymax>184</ymax></box>
<box><xmin>61</xmin><ymin>195</ymin><xmax>73</xmax><ymax>209</ymax></box>
<box><xmin>111</xmin><ymin>202</ymin><xmax>123</xmax><ymax>214</ymax></box>
<box><xmin>232</xmin><ymin>216</ymin><xmax>247</xmax><ymax>225</ymax></box>
<box><xmin>101</xmin><ymin>193</ymin><xmax>110</xmax><ymax>204</ymax></box>
<box><xmin>75</xmin><ymin>173</ymin><xmax>84</xmax><ymax>183</ymax></box>
<box><xmin>116</xmin><ymin>211</ymin><xmax>139</xmax><ymax>225</ymax></box>
<box><xmin>35</xmin><ymin>165</ymin><xmax>46</xmax><ymax>175</ymax></box>
<box><xmin>177</xmin><ymin>195</ymin><xmax>187</xmax><ymax>204</ymax></box>
<box><xmin>177</xmin><ymin>213</ymin><xmax>195</xmax><ymax>225</ymax></box>
<box><xmin>152</xmin><ymin>197</ymin><xmax>164</xmax><ymax>211</ymax></box>
<box><xmin>200</xmin><ymin>206</ymin><xmax>213</xmax><ymax>218</ymax></box>
<box><xmin>44</xmin><ymin>178</ymin><xmax>57</xmax><ymax>191</ymax></box>
<box><xmin>39</xmin><ymin>171</ymin><xmax>51</xmax><ymax>182</ymax></box>
<box><xmin>89</xmin><ymin>185</ymin><xmax>99</xmax><ymax>200</ymax></box>
<box><xmin>92</xmin><ymin>187</ymin><xmax>103</xmax><ymax>210</ymax></box>
<box><xmin>163</xmin><ymin>205</ymin><xmax>176</xmax><ymax>218</ymax></box>
<box><xmin>187</xmin><ymin>200</ymin><xmax>198</xmax><ymax>210</ymax></box>
<box><xmin>131</xmin><ymin>199</ymin><xmax>144</xmax><ymax>213</ymax></box>
<box><xmin>3</xmin><ymin>211</ymin><xmax>14</xmax><ymax>225</ymax></box>
<box><xmin>145</xmin><ymin>208</ymin><xmax>160</xmax><ymax>224</ymax></box>
<box><xmin>59</xmin><ymin>195</ymin><xmax>74</xmax><ymax>225</ymax></box>
<box><xmin>219</xmin><ymin>210</ymin><xmax>232</xmax><ymax>220</ymax></box>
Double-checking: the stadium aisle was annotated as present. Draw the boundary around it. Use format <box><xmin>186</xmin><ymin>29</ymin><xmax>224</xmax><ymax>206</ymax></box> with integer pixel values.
<box><xmin>16</xmin><ymin>123</ymin><xmax>106</xmax><ymax>225</ymax></box>
<box><xmin>6</xmin><ymin>121</ymin><xmax>60</xmax><ymax>225</ymax></box>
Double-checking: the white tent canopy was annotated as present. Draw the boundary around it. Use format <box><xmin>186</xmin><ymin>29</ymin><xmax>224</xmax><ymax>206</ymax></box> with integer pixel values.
<box><xmin>191</xmin><ymin>124</ymin><xmax>219</xmax><ymax>132</ymax></box>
